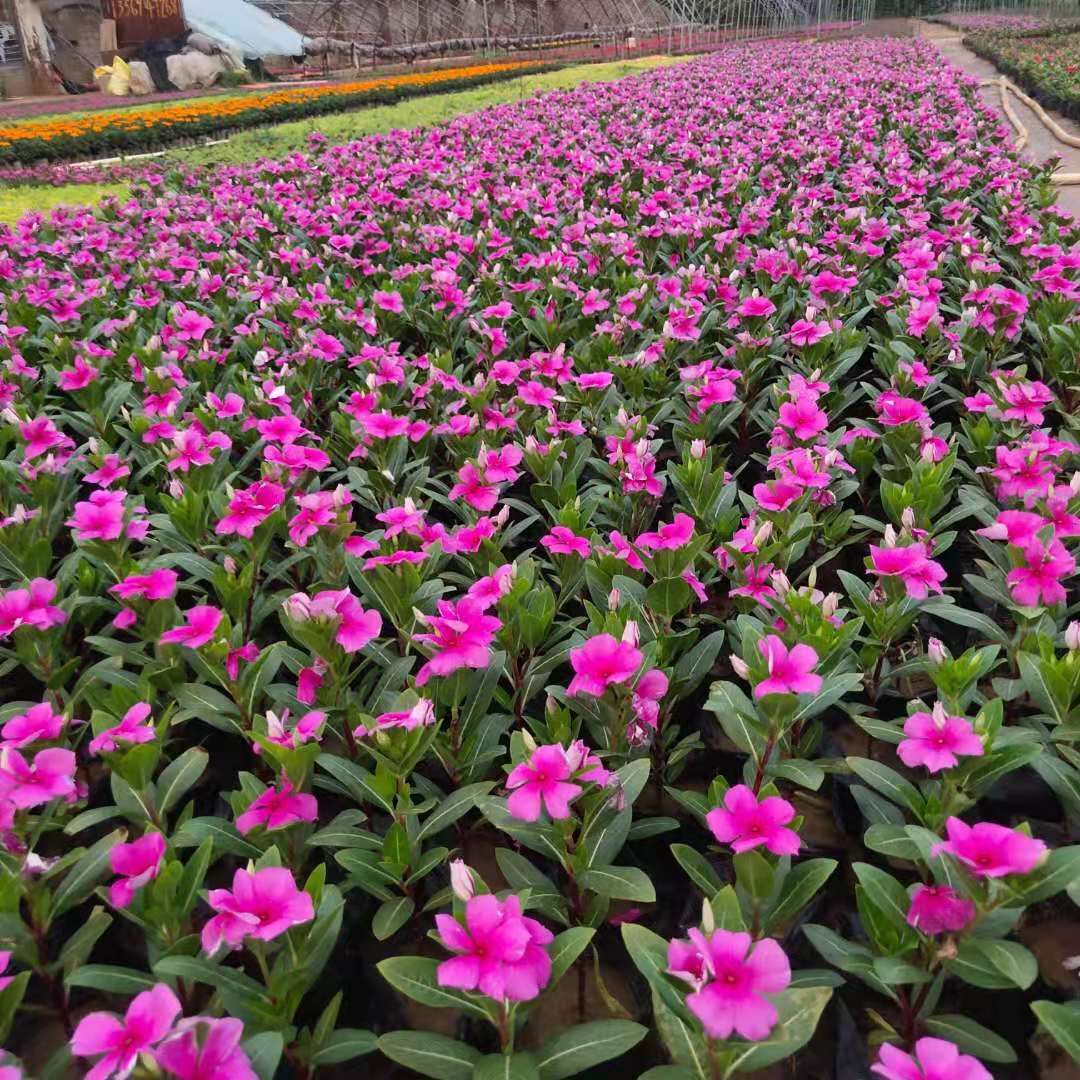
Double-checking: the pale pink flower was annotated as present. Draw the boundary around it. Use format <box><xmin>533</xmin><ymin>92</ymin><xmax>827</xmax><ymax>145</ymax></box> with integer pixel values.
<box><xmin>754</xmin><ymin>636</ymin><xmax>822</xmax><ymax>698</ymax></box>
<box><xmin>155</xmin><ymin>1017</ymin><xmax>257</xmax><ymax>1080</ymax></box>
<box><xmin>706</xmin><ymin>784</ymin><xmax>800</xmax><ymax>856</ymax></box>
<box><xmin>435</xmin><ymin>893</ymin><xmax>553</xmax><ymax>1002</ymax></box>
<box><xmin>413</xmin><ymin>597</ymin><xmax>501</xmax><ymax>685</ymax></box>
<box><xmin>71</xmin><ymin>983</ymin><xmax>181</xmax><ymax>1080</ymax></box>
<box><xmin>897</xmin><ymin>704</ymin><xmax>983</xmax><ymax>774</ymax></box>
<box><xmin>201</xmin><ymin>867</ymin><xmax>314</xmax><ymax>955</ymax></box>
<box><xmin>1</xmin><ymin>702</ymin><xmax>64</xmax><ymax>750</ymax></box>
<box><xmin>906</xmin><ymin>885</ymin><xmax>975</xmax><ymax>935</ymax></box>
<box><xmin>679</xmin><ymin>929</ymin><xmax>790</xmax><ymax>1041</ymax></box>
<box><xmin>354</xmin><ymin>699</ymin><xmax>435</xmax><ymax>738</ymax></box>
<box><xmin>0</xmin><ymin>747</ymin><xmax>76</xmax><ymax>808</ymax></box>
<box><xmin>108</xmin><ymin>832</ymin><xmax>166</xmax><ymax>908</ymax></box>
<box><xmin>160</xmin><ymin>606</ymin><xmax>222</xmax><ymax>649</ymax></box>
<box><xmin>872</xmin><ymin>1037</ymin><xmax>991</xmax><ymax>1080</ymax></box>
<box><xmin>932</xmin><ymin>817</ymin><xmax>1047</xmax><ymax>878</ymax></box>
<box><xmin>567</xmin><ymin>633</ymin><xmax>643</xmax><ymax>697</ymax></box>
<box><xmin>89</xmin><ymin>703</ymin><xmax>155</xmax><ymax>755</ymax></box>
<box><xmin>262</xmin><ymin>709</ymin><xmax>326</xmax><ymax>752</ymax></box>
<box><xmin>236</xmin><ymin>776</ymin><xmax>318</xmax><ymax>835</ymax></box>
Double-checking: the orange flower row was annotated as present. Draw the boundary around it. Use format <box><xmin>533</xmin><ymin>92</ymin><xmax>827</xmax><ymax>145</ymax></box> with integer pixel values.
<box><xmin>0</xmin><ymin>61</ymin><xmax>543</xmax><ymax>151</ymax></box>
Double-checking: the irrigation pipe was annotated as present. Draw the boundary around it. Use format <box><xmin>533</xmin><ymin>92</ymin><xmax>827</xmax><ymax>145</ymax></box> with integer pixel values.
<box><xmin>981</xmin><ymin>75</ymin><xmax>1080</xmax><ymax>185</ymax></box>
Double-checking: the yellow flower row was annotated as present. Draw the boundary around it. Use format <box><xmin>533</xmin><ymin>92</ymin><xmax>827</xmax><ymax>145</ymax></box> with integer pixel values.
<box><xmin>0</xmin><ymin>61</ymin><xmax>543</xmax><ymax>150</ymax></box>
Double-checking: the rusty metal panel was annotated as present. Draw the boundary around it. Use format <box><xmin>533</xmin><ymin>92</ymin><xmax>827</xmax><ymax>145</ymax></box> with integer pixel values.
<box><xmin>101</xmin><ymin>0</ymin><xmax>186</xmax><ymax>47</ymax></box>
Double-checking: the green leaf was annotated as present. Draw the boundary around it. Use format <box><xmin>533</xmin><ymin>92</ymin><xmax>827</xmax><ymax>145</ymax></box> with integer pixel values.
<box><xmin>537</xmin><ymin>1020</ymin><xmax>647</xmax><ymax>1080</ymax></box>
<box><xmin>638</xmin><ymin>1070</ymin><xmax>697</xmax><ymax>1080</ymax></box>
<box><xmin>495</xmin><ymin>849</ymin><xmax>567</xmax><ymax>922</ymax></box>
<box><xmin>376</xmin><ymin>957</ymin><xmax>493</xmax><ymax>1018</ymax></box>
<box><xmin>244</xmin><ymin>1032</ymin><xmax>283</xmax><ymax>1080</ymax></box>
<box><xmin>762</xmin><ymin>859</ymin><xmax>837</xmax><ymax>935</ymax></box>
<box><xmin>852</xmin><ymin>863</ymin><xmax>910</xmax><ymax>931</ymax></box>
<box><xmin>65</xmin><ymin>964</ymin><xmax>157</xmax><ymax>995</ymax></box>
<box><xmin>671</xmin><ymin>844</ymin><xmax>724</xmax><ymax>896</ymax></box>
<box><xmin>1032</xmin><ymin>1000</ymin><xmax>1080</xmax><ymax>1064</ymax></box>
<box><xmin>377</xmin><ymin>1031</ymin><xmax>481</xmax><ymax>1080</ymax></box>
<box><xmin>924</xmin><ymin>1015</ymin><xmax>1018</xmax><ymax>1063</ymax></box>
<box><xmin>733</xmin><ymin>850</ymin><xmax>773</xmax><ymax>900</ymax></box>
<box><xmin>947</xmin><ymin>939</ymin><xmax>1036</xmax><ymax>990</ymax></box>
<box><xmin>417</xmin><ymin>782</ymin><xmax>495</xmax><ymax>842</ymax></box>
<box><xmin>372</xmin><ymin>896</ymin><xmax>414</xmax><ymax>940</ymax></box>
<box><xmin>310</xmin><ymin>1029</ymin><xmax>377</xmax><ymax>1066</ymax></box>
<box><xmin>175</xmin><ymin>836</ymin><xmax>214</xmax><ymax>917</ymax></box>
<box><xmin>652</xmin><ymin>991</ymin><xmax>709</xmax><ymax>1078</ymax></box>
<box><xmin>0</xmin><ymin>972</ymin><xmax>31</xmax><ymax>1044</ymax></box>
<box><xmin>50</xmin><ymin>829</ymin><xmax>125</xmax><ymax>921</ymax></box>
<box><xmin>1018</xmin><ymin>652</ymin><xmax>1066</xmax><ymax>723</ymax></box>
<box><xmin>476</xmin><ymin>797</ymin><xmax>566</xmax><ymax>866</ymax></box>
<box><xmin>172</xmin><ymin>816</ymin><xmax>260</xmax><ymax>858</ymax></box>
<box><xmin>721</xmin><ymin>989</ymin><xmax>833</xmax><ymax>1075</ymax></box>
<box><xmin>766</xmin><ymin>758</ymin><xmax>825</xmax><ymax>790</ymax></box>
<box><xmin>709</xmin><ymin>886</ymin><xmax>746</xmax><ymax>931</ymax></box>
<box><xmin>474</xmin><ymin>1053</ymin><xmax>540</xmax><ymax>1080</ymax></box>
<box><xmin>316</xmin><ymin>755</ymin><xmax>393</xmax><ymax>813</ymax></box>
<box><xmin>579</xmin><ymin>806</ymin><xmax>631</xmax><ymax>869</ymax></box>
<box><xmin>576</xmin><ymin>865</ymin><xmax>655</xmax><ymax>902</ymax></box>
<box><xmin>863</xmin><ymin>824</ymin><xmax>920</xmax><ymax>861</ymax></box>
<box><xmin>157</xmin><ymin>747</ymin><xmax>209</xmax><ymax>815</ymax></box>
<box><xmin>548</xmin><ymin>927</ymin><xmax>595</xmax><ymax>988</ymax></box>
<box><xmin>646</xmin><ymin>576</ymin><xmax>692</xmax><ymax>619</ymax></box>
<box><xmin>846</xmin><ymin>758</ymin><xmax>921</xmax><ymax>812</ymax></box>
<box><xmin>58</xmin><ymin>906</ymin><xmax>111</xmax><ymax>975</ymax></box>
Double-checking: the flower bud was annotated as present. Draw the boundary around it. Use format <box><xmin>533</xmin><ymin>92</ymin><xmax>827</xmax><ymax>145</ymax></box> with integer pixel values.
<box><xmin>622</xmin><ymin>620</ymin><xmax>640</xmax><ymax>647</ymax></box>
<box><xmin>701</xmin><ymin>897</ymin><xmax>715</xmax><ymax>934</ymax></box>
<box><xmin>223</xmin><ymin>556</ymin><xmax>238</xmax><ymax>576</ymax></box>
<box><xmin>730</xmin><ymin>655</ymin><xmax>750</xmax><ymax>679</ymax></box>
<box><xmin>690</xmin><ymin>439</ymin><xmax>707</xmax><ymax>460</ymax></box>
<box><xmin>752</xmin><ymin>521</ymin><xmax>773</xmax><ymax>547</ymax></box>
<box><xmin>450</xmin><ymin>859</ymin><xmax>475</xmax><ymax>902</ymax></box>
<box><xmin>901</xmin><ymin>507</ymin><xmax>916</xmax><ymax>531</ymax></box>
<box><xmin>927</xmin><ymin>637</ymin><xmax>948</xmax><ymax>665</ymax></box>
<box><xmin>1066</xmin><ymin>621</ymin><xmax>1080</xmax><ymax>652</ymax></box>
<box><xmin>608</xmin><ymin>588</ymin><xmax>620</xmax><ymax>611</ymax></box>
<box><xmin>283</xmin><ymin>593</ymin><xmax>312</xmax><ymax>622</ymax></box>
<box><xmin>168</xmin><ymin>479</ymin><xmax>184</xmax><ymax>499</ymax></box>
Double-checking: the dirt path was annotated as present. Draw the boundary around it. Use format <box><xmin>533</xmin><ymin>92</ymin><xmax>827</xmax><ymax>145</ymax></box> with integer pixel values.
<box><xmin>915</xmin><ymin>18</ymin><xmax>1080</xmax><ymax>218</ymax></box>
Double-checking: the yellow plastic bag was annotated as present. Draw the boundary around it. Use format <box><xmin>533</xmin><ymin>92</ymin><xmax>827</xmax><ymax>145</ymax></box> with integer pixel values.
<box><xmin>93</xmin><ymin>57</ymin><xmax>132</xmax><ymax>96</ymax></box>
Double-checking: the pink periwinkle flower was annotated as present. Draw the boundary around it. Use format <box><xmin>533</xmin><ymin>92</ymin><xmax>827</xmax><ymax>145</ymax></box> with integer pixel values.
<box><xmin>108</xmin><ymin>832</ymin><xmax>166</xmax><ymax>909</ymax></box>
<box><xmin>567</xmin><ymin>631</ymin><xmax>644</xmax><ymax>697</ymax></box>
<box><xmin>110</xmin><ymin>569</ymin><xmax>178</xmax><ymax>602</ymax></box>
<box><xmin>71</xmin><ymin>983</ymin><xmax>181</xmax><ymax>1080</ymax></box>
<box><xmin>67</xmin><ymin>490</ymin><xmax>127</xmax><ymax>542</ymax></box>
<box><xmin>869</xmin><ymin>542</ymin><xmax>946</xmax><ymax>600</ymax></box>
<box><xmin>0</xmin><ymin>747</ymin><xmax>76</xmax><ymax>808</ymax></box>
<box><xmin>1006</xmin><ymin>539</ymin><xmax>1075</xmax><ymax>607</ymax></box>
<box><xmin>896</xmin><ymin>704</ymin><xmax>983</xmax><ymax>774</ymax></box>
<box><xmin>216</xmin><ymin>481</ymin><xmax>285</xmax><ymax>538</ymax></box>
<box><xmin>285</xmin><ymin>589</ymin><xmax>381</xmax><ymax>653</ymax></box>
<box><xmin>706</xmin><ymin>784</ymin><xmax>801</xmax><ymax>856</ymax></box>
<box><xmin>906</xmin><ymin>885</ymin><xmax>975</xmax><ymax>936</ymax></box>
<box><xmin>201</xmin><ymin>867</ymin><xmax>314</xmax><ymax>955</ymax></box>
<box><xmin>540</xmin><ymin>526</ymin><xmax>591</xmax><ymax>558</ymax></box>
<box><xmin>0</xmin><ymin>951</ymin><xmax>14</xmax><ymax>991</ymax></box>
<box><xmin>155</xmin><ymin>1017</ymin><xmax>257</xmax><ymax>1080</ymax></box>
<box><xmin>671</xmin><ymin>929</ymin><xmax>791</xmax><ymax>1041</ymax></box>
<box><xmin>632</xmin><ymin>667</ymin><xmax>669</xmax><ymax>730</ymax></box>
<box><xmin>931</xmin><ymin>817</ymin><xmax>1047</xmax><ymax>878</ymax></box>
<box><xmin>504</xmin><ymin>741</ymin><xmax>608</xmax><ymax>822</ymax></box>
<box><xmin>413</xmin><ymin>597</ymin><xmax>501</xmax><ymax>685</ymax></box>
<box><xmin>435</xmin><ymin>893</ymin><xmax>554</xmax><ymax>1002</ymax></box>
<box><xmin>872</xmin><ymin>1037</ymin><xmax>991</xmax><ymax>1080</ymax></box>
<box><xmin>236</xmin><ymin>776</ymin><xmax>318</xmax><ymax>835</ymax></box>
<box><xmin>160</xmin><ymin>605</ymin><xmax>223</xmax><ymax>649</ymax></box>
<box><xmin>0</xmin><ymin>579</ymin><xmax>67</xmax><ymax>639</ymax></box>
<box><xmin>89</xmin><ymin>703</ymin><xmax>156</xmax><ymax>755</ymax></box>
<box><xmin>1</xmin><ymin>702</ymin><xmax>64</xmax><ymax>750</ymax></box>
<box><xmin>754</xmin><ymin>635</ymin><xmax>823</xmax><ymax>698</ymax></box>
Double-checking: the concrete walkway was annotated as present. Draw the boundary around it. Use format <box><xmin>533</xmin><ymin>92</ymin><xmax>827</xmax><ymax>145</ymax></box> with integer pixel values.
<box><xmin>915</xmin><ymin>18</ymin><xmax>1080</xmax><ymax>217</ymax></box>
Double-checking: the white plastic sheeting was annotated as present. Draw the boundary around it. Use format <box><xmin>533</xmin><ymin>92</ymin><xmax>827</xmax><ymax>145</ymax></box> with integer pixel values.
<box><xmin>181</xmin><ymin>0</ymin><xmax>306</xmax><ymax>58</ymax></box>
